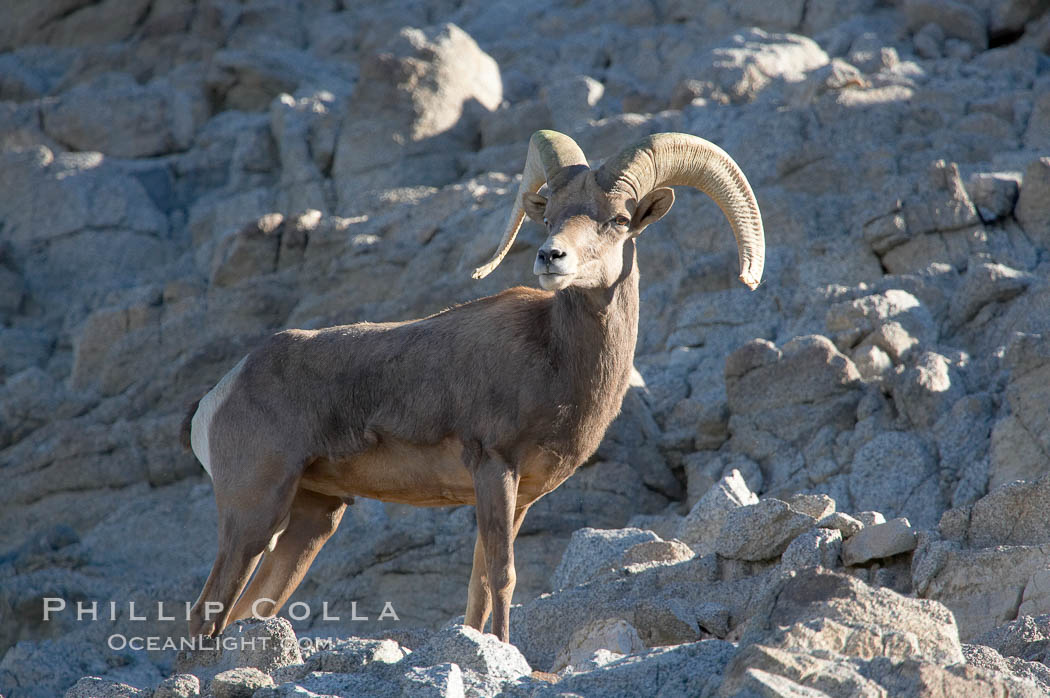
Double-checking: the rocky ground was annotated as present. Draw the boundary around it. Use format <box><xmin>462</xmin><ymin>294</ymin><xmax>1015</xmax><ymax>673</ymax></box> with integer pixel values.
<box><xmin>0</xmin><ymin>0</ymin><xmax>1049</xmax><ymax>696</ymax></box>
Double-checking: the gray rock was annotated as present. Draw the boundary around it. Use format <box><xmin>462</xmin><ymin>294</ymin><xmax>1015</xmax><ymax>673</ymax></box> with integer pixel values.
<box><xmin>722</xmin><ymin>642</ymin><xmax>885</xmax><ymax>697</ymax></box>
<box><xmin>949</xmin><ymin>262</ymin><xmax>1034</xmax><ymax>327</ymax></box>
<box><xmin>1024</xmin><ymin>92</ymin><xmax>1050</xmax><ymax>151</ymax></box>
<box><xmin>210</xmin><ymin>213</ymin><xmax>285</xmax><ymax>287</ymax></box>
<box><xmin>966</xmin><ymin>172</ymin><xmax>1019</xmax><ymax>221</ymax></box>
<box><xmin>331</xmin><ymin>23</ymin><xmax>501</xmax><ymax>206</ymax></box>
<box><xmin>932</xmin><ymin>393</ymin><xmax>996</xmax><ymax>507</ymax></box>
<box><xmin>871</xmin><ymin>660</ymin><xmax>1044</xmax><ymax>697</ymax></box>
<box><xmin>153</xmin><ymin>673</ymin><xmax>201</xmax><ymax>698</ymax></box>
<box><xmin>621</xmin><ymin>539</ymin><xmax>694</xmax><ymax>568</ymax></box>
<box><xmin>963</xmin><ymin>643</ymin><xmax>1050</xmax><ymax>695</ymax></box>
<box><xmin>0</xmin><ymin>147</ymin><xmax>170</xmax><ymax>300</ymax></box>
<box><xmin>63</xmin><ymin>677</ymin><xmax>146</xmax><ymax>698</ymax></box>
<box><xmin>914</xmin><ymin>21</ymin><xmax>946</xmax><ymax>58</ymax></box>
<box><xmin>988</xmin><ymin>0</ymin><xmax>1050</xmax><ymax>35</ymax></box>
<box><xmin>988</xmin><ymin>416</ymin><xmax>1046</xmax><ymax>493</ymax></box>
<box><xmin>739</xmin><ymin>567</ymin><xmax>964</xmax><ymax>666</ymax></box>
<box><xmin>852</xmin><ymin>343</ymin><xmax>893</xmax><ymax>381</ymax></box>
<box><xmin>534</xmin><ymin>640</ymin><xmax>736</xmax><ymax>698</ymax></box>
<box><xmin>826</xmin><ymin>290</ymin><xmax>935</xmax><ymax>354</ymax></box>
<box><xmin>904</xmin><ymin>0</ymin><xmax>988</xmax><ymax>49</ymax></box>
<box><xmin>1019</xmin><ymin>569</ymin><xmax>1050</xmax><ymax>619</ymax></box>
<box><xmin>849</xmin><ymin>432</ymin><xmax>943</xmax><ymax>529</ymax></box>
<box><xmin>626</xmin><ymin>511</ymin><xmax>685</xmax><ymax>542</ymax></box>
<box><xmin>274</xmin><ymin>637</ymin><xmax>406</xmax><ymax>683</ymax></box>
<box><xmin>269</xmin><ymin>94</ymin><xmax>334</xmax><ymax>216</ymax></box>
<box><xmin>210</xmin><ymin>667</ymin><xmax>274</xmax><ymax>698</ymax></box>
<box><xmin>0</xmin><ymin>266</ymin><xmax>23</xmax><ymax>315</ymax></box>
<box><xmin>733</xmin><ymin>0</ymin><xmax>805</xmax><ymax>32</ymax></box>
<box><xmin>511</xmin><ymin>554</ymin><xmax>776</xmax><ymax>669</ymax></box>
<box><xmin>257</xmin><ymin>670</ymin><xmax>399</xmax><ymax>698</ymax></box>
<box><xmin>956</xmin><ymin>476</ymin><xmax>1050</xmax><ymax>548</ymax></box>
<box><xmin>730</xmin><ymin>667</ymin><xmax>832</xmax><ymax>697</ymax></box>
<box><xmin>399</xmin><ymin>663</ymin><xmax>465</xmax><ymax>698</ymax></box>
<box><xmin>0</xmin><ymin>0</ymin><xmax>151</xmax><ymax>51</ymax></box>
<box><xmin>695</xmin><ymin>29</ymin><xmax>829</xmax><ymax>104</ymax></box>
<box><xmin>726</xmin><ymin>336</ymin><xmax>862</xmax><ymax>416</ymax></box>
<box><xmin>724</xmin><ymin>336</ymin><xmax>863</xmax><ymax>488</ymax></box>
<box><xmin>41</xmin><ymin>72</ymin><xmax>205</xmax><ymax>158</ymax></box>
<box><xmin>4</xmin><ymin>1</ymin><xmax>1050</xmax><ymax>693</ymax></box>
<box><xmin>677</xmin><ymin>468</ymin><xmax>758</xmax><ymax>554</ymax></box>
<box><xmin>175</xmin><ymin>618</ymin><xmax>303</xmax><ymax>684</ymax></box>
<box><xmin>786</xmin><ymin>493</ymin><xmax>836</xmax><ymax>520</ymax></box>
<box><xmin>914</xmin><ymin>537</ymin><xmax>1050</xmax><ymax>640</ymax></box>
<box><xmin>780</xmin><ymin>527</ymin><xmax>843</xmax><ymax>571</ymax></box>
<box><xmin>541</xmin><ymin>75</ymin><xmax>603</xmax><ymax>132</ymax></box>
<box><xmin>841</xmin><ymin>518</ymin><xmax>917</xmax><ymax>566</ymax></box>
<box><xmin>972</xmin><ymin>614</ymin><xmax>1050</xmax><ymax>664</ymax></box>
<box><xmin>207</xmin><ymin>48</ymin><xmax>349</xmax><ymax>113</ymax></box>
<box><xmin>551</xmin><ymin>618</ymin><xmax>646</xmax><ymax>673</ymax></box>
<box><xmin>855</xmin><ymin>511</ymin><xmax>887</xmax><ymax>527</ymax></box>
<box><xmin>1000</xmin><ymin>333</ymin><xmax>1050</xmax><ymax>461</ymax></box>
<box><xmin>1016</xmin><ymin>157</ymin><xmax>1050</xmax><ymax>253</ymax></box>
<box><xmin>405</xmin><ymin>625</ymin><xmax>530</xmax><ymax>682</ymax></box>
<box><xmin>817</xmin><ymin>512</ymin><xmax>864</xmax><ymax>538</ymax></box>
<box><xmin>551</xmin><ymin>527</ymin><xmax>660</xmax><ymax>591</ymax></box>
<box><xmin>715</xmin><ymin>499</ymin><xmax>817</xmax><ymax>562</ymax></box>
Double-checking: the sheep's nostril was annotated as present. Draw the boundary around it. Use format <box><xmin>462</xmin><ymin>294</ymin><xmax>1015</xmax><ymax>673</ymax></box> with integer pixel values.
<box><xmin>538</xmin><ymin>247</ymin><xmax>566</xmax><ymax>268</ymax></box>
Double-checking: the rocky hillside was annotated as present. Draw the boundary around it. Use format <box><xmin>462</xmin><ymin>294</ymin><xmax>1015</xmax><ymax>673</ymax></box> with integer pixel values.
<box><xmin>1</xmin><ymin>0</ymin><xmax>1049</xmax><ymax>695</ymax></box>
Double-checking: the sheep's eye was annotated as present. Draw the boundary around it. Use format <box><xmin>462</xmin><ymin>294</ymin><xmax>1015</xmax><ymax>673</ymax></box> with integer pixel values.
<box><xmin>613</xmin><ymin>215</ymin><xmax>631</xmax><ymax>227</ymax></box>
<box><xmin>543</xmin><ymin>218</ymin><xmax>550</xmax><ymax>228</ymax></box>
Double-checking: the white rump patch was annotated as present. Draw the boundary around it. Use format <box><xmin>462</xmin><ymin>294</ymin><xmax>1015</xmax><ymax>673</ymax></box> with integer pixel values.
<box><xmin>190</xmin><ymin>356</ymin><xmax>248</xmax><ymax>479</ymax></box>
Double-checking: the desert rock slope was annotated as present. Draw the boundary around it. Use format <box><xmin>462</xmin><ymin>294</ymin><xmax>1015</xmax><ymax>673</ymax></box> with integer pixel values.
<box><xmin>1</xmin><ymin>0</ymin><xmax>1050</xmax><ymax>696</ymax></box>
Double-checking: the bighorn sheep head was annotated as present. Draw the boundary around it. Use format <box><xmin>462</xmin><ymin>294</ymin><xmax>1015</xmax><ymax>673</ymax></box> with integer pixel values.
<box><xmin>472</xmin><ymin>130</ymin><xmax>765</xmax><ymax>291</ymax></box>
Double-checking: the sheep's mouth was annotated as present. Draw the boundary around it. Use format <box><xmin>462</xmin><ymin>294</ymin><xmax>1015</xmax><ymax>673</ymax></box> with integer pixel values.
<box><xmin>537</xmin><ymin>272</ymin><xmax>574</xmax><ymax>290</ymax></box>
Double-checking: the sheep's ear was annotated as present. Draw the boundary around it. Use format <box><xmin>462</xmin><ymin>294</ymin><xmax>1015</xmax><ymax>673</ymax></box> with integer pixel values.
<box><xmin>523</xmin><ymin>193</ymin><xmax>548</xmax><ymax>223</ymax></box>
<box><xmin>630</xmin><ymin>187</ymin><xmax>675</xmax><ymax>235</ymax></box>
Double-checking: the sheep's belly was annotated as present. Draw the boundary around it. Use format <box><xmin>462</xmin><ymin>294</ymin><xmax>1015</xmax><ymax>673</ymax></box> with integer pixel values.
<box><xmin>299</xmin><ymin>439</ymin><xmax>579</xmax><ymax>508</ymax></box>
<box><xmin>300</xmin><ymin>436</ymin><xmax>477</xmax><ymax>506</ymax></box>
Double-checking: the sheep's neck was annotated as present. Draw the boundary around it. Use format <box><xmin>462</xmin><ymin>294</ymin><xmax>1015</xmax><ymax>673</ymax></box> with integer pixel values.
<box><xmin>550</xmin><ymin>240</ymin><xmax>640</xmax><ymax>459</ymax></box>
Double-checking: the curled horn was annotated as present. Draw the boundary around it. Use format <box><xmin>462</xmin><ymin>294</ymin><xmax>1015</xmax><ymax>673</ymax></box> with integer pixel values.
<box><xmin>472</xmin><ymin>130</ymin><xmax>588</xmax><ymax>280</ymax></box>
<box><xmin>596</xmin><ymin>133</ymin><xmax>765</xmax><ymax>290</ymax></box>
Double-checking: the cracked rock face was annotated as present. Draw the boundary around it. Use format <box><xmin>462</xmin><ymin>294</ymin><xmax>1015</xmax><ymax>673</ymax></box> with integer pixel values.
<box><xmin>1</xmin><ymin>0</ymin><xmax>1050</xmax><ymax>696</ymax></box>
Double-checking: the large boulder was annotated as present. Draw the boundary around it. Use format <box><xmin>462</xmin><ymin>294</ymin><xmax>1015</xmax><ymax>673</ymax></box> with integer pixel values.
<box><xmin>677</xmin><ymin>469</ymin><xmax>758</xmax><ymax>555</ymax></box>
<box><xmin>331</xmin><ymin>23</ymin><xmax>501</xmax><ymax>208</ymax></box>
<box><xmin>738</xmin><ymin>568</ymin><xmax>964</xmax><ymax>666</ymax></box>
<box><xmin>725</xmin><ymin>335</ymin><xmax>864</xmax><ymax>497</ymax></box>
<box><xmin>403</xmin><ymin>624</ymin><xmax>531</xmax><ymax>682</ymax></box>
<box><xmin>175</xmin><ymin>618</ymin><xmax>303</xmax><ymax>684</ymax></box>
<box><xmin>550</xmin><ymin>527</ymin><xmax>660</xmax><ymax>591</ymax></box>
<box><xmin>714</xmin><ymin>498</ymin><xmax>817</xmax><ymax>561</ymax></box>
<box><xmin>916</xmin><ymin>475</ymin><xmax>1050</xmax><ymax>639</ymax></box>
<box><xmin>1015</xmin><ymin>157</ymin><xmax>1050</xmax><ymax>246</ymax></box>
<box><xmin>41</xmin><ymin>72</ymin><xmax>206</xmax><ymax>158</ymax></box>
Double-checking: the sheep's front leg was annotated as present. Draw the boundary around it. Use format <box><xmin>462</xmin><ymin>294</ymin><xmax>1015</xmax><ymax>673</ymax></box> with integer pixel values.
<box><xmin>465</xmin><ymin>503</ymin><xmax>531</xmax><ymax>634</ymax></box>
<box><xmin>471</xmin><ymin>459</ymin><xmax>519</xmax><ymax>642</ymax></box>
<box><xmin>465</xmin><ymin>534</ymin><xmax>492</xmax><ymax>631</ymax></box>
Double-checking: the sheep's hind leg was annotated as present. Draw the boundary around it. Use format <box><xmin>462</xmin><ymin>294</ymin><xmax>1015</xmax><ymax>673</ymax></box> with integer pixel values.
<box><xmin>465</xmin><ymin>503</ymin><xmax>530</xmax><ymax>634</ymax></box>
<box><xmin>470</xmin><ymin>460</ymin><xmax>520</xmax><ymax>642</ymax></box>
<box><xmin>189</xmin><ymin>465</ymin><xmax>300</xmax><ymax>639</ymax></box>
<box><xmin>226</xmin><ymin>488</ymin><xmax>348</xmax><ymax>624</ymax></box>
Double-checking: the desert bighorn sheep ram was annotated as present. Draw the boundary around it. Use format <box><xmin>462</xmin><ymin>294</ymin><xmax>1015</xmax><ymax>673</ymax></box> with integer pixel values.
<box><xmin>182</xmin><ymin>129</ymin><xmax>764</xmax><ymax>643</ymax></box>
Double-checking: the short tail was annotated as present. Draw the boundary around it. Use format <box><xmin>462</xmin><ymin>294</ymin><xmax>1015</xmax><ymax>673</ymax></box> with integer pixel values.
<box><xmin>180</xmin><ymin>399</ymin><xmax>201</xmax><ymax>450</ymax></box>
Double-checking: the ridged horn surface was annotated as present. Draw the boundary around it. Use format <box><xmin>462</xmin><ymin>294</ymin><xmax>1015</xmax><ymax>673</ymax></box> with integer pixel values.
<box><xmin>472</xmin><ymin>130</ymin><xmax>588</xmax><ymax>280</ymax></box>
<box><xmin>597</xmin><ymin>133</ymin><xmax>765</xmax><ymax>289</ymax></box>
